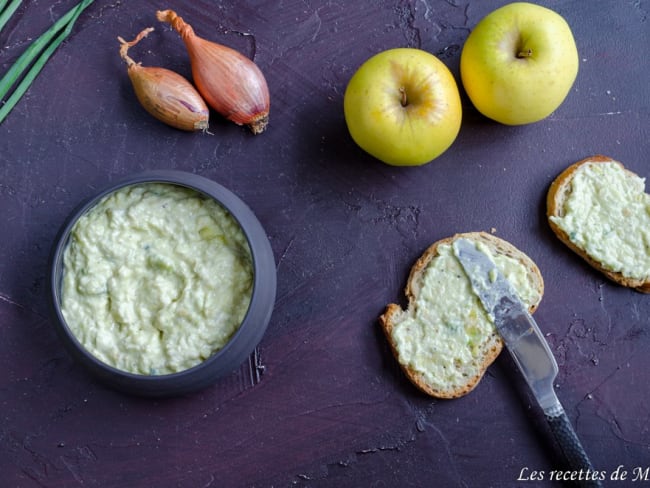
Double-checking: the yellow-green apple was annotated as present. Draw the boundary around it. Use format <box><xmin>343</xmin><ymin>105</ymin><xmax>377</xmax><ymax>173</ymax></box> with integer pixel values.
<box><xmin>460</xmin><ymin>2</ymin><xmax>579</xmax><ymax>125</ymax></box>
<box><xmin>344</xmin><ymin>48</ymin><xmax>462</xmax><ymax>166</ymax></box>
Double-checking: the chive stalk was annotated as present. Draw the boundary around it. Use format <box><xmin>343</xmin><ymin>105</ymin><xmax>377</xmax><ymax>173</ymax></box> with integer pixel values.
<box><xmin>0</xmin><ymin>0</ymin><xmax>93</xmax><ymax>124</ymax></box>
<box><xmin>0</xmin><ymin>0</ymin><xmax>22</xmax><ymax>33</ymax></box>
<box><xmin>0</xmin><ymin>0</ymin><xmax>91</xmax><ymax>100</ymax></box>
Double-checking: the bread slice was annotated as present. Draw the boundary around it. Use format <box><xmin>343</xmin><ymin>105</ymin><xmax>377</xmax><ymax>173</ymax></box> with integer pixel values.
<box><xmin>380</xmin><ymin>232</ymin><xmax>544</xmax><ymax>399</ymax></box>
<box><xmin>547</xmin><ymin>155</ymin><xmax>650</xmax><ymax>293</ymax></box>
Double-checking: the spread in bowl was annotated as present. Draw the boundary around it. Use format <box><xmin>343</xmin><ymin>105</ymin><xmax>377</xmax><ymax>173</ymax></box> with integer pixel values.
<box><xmin>50</xmin><ymin>171</ymin><xmax>277</xmax><ymax>396</ymax></box>
<box><xmin>61</xmin><ymin>182</ymin><xmax>253</xmax><ymax>375</ymax></box>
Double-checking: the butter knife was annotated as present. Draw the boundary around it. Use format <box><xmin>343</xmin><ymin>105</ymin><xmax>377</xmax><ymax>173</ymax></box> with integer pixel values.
<box><xmin>452</xmin><ymin>238</ymin><xmax>601</xmax><ymax>487</ymax></box>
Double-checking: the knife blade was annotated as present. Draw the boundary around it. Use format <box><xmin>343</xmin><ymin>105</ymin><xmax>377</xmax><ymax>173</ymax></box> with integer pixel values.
<box><xmin>452</xmin><ymin>238</ymin><xmax>602</xmax><ymax>487</ymax></box>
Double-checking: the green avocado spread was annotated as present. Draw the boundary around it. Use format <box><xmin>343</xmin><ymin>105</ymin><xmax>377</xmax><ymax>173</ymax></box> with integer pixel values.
<box><xmin>390</xmin><ymin>241</ymin><xmax>540</xmax><ymax>390</ymax></box>
<box><xmin>550</xmin><ymin>162</ymin><xmax>650</xmax><ymax>280</ymax></box>
<box><xmin>61</xmin><ymin>183</ymin><xmax>253</xmax><ymax>375</ymax></box>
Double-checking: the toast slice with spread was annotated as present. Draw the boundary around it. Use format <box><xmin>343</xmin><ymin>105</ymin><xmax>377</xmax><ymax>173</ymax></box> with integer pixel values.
<box><xmin>380</xmin><ymin>232</ymin><xmax>544</xmax><ymax>399</ymax></box>
<box><xmin>547</xmin><ymin>155</ymin><xmax>650</xmax><ymax>293</ymax></box>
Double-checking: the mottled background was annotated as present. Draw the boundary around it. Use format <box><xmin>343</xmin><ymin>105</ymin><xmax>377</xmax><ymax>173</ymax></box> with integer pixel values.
<box><xmin>1</xmin><ymin>1</ymin><xmax>648</xmax><ymax>486</ymax></box>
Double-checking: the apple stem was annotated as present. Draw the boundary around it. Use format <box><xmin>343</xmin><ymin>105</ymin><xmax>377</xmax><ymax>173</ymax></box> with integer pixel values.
<box><xmin>517</xmin><ymin>48</ymin><xmax>533</xmax><ymax>58</ymax></box>
<box><xmin>399</xmin><ymin>86</ymin><xmax>408</xmax><ymax>107</ymax></box>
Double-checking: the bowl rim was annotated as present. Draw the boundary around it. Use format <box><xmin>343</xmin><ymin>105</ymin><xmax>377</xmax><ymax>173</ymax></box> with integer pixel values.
<box><xmin>49</xmin><ymin>170</ymin><xmax>276</xmax><ymax>393</ymax></box>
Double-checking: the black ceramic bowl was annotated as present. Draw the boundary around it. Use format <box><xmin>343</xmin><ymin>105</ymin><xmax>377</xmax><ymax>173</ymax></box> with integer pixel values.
<box><xmin>49</xmin><ymin>171</ymin><xmax>276</xmax><ymax>396</ymax></box>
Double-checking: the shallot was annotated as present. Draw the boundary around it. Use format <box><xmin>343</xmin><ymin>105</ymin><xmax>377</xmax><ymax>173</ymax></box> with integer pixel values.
<box><xmin>156</xmin><ymin>9</ymin><xmax>270</xmax><ymax>134</ymax></box>
<box><xmin>118</xmin><ymin>27</ymin><xmax>209</xmax><ymax>132</ymax></box>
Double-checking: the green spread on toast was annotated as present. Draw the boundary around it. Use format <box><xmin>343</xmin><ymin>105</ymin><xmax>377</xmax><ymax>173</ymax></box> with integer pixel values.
<box><xmin>390</xmin><ymin>242</ymin><xmax>540</xmax><ymax>390</ymax></box>
<box><xmin>550</xmin><ymin>162</ymin><xmax>650</xmax><ymax>280</ymax></box>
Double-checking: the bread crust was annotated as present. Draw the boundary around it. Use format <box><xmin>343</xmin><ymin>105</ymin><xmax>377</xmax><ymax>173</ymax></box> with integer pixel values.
<box><xmin>379</xmin><ymin>231</ymin><xmax>544</xmax><ymax>399</ymax></box>
<box><xmin>547</xmin><ymin>155</ymin><xmax>650</xmax><ymax>293</ymax></box>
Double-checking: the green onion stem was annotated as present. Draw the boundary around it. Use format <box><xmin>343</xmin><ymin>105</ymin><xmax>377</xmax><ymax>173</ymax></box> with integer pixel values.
<box><xmin>0</xmin><ymin>0</ymin><xmax>22</xmax><ymax>33</ymax></box>
<box><xmin>0</xmin><ymin>0</ymin><xmax>92</xmax><ymax>100</ymax></box>
<box><xmin>0</xmin><ymin>0</ymin><xmax>93</xmax><ymax>124</ymax></box>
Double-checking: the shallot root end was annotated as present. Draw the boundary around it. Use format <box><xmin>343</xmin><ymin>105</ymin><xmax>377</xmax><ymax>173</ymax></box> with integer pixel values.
<box><xmin>248</xmin><ymin>114</ymin><xmax>269</xmax><ymax>135</ymax></box>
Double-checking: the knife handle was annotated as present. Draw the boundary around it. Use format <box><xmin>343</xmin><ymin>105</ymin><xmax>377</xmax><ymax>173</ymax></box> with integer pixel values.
<box><xmin>545</xmin><ymin>403</ymin><xmax>602</xmax><ymax>487</ymax></box>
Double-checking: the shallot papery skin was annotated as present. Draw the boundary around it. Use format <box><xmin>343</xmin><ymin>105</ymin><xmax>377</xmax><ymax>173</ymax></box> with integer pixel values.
<box><xmin>119</xmin><ymin>28</ymin><xmax>209</xmax><ymax>132</ymax></box>
<box><xmin>157</xmin><ymin>9</ymin><xmax>270</xmax><ymax>134</ymax></box>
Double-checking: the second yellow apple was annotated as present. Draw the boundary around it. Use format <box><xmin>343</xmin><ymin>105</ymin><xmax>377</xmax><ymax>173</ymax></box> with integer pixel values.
<box><xmin>460</xmin><ymin>2</ymin><xmax>579</xmax><ymax>125</ymax></box>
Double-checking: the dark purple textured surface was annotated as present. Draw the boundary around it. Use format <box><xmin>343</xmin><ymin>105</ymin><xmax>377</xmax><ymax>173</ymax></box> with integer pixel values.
<box><xmin>1</xmin><ymin>1</ymin><xmax>648</xmax><ymax>486</ymax></box>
